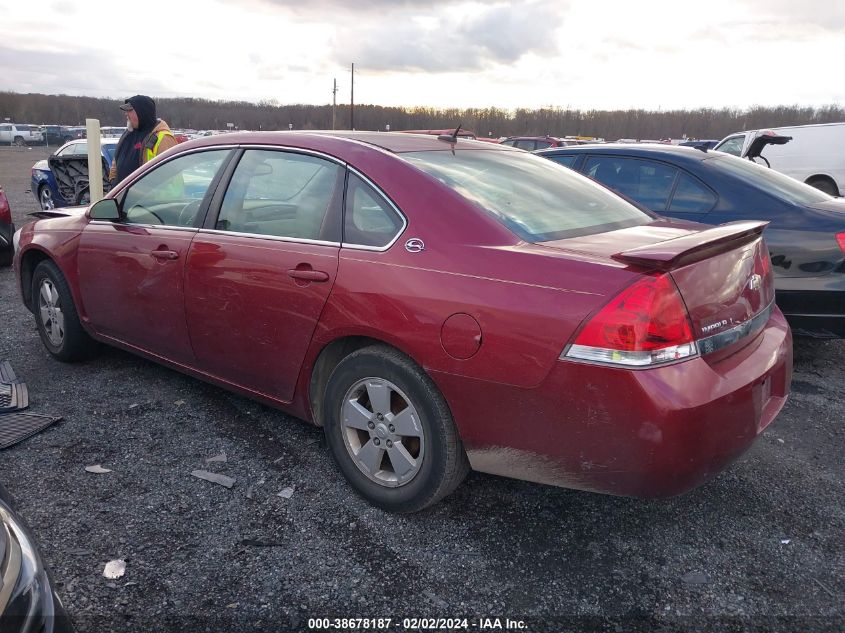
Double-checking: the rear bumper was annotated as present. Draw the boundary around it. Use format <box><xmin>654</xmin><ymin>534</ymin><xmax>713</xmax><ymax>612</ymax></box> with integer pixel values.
<box><xmin>435</xmin><ymin>308</ymin><xmax>793</xmax><ymax>498</ymax></box>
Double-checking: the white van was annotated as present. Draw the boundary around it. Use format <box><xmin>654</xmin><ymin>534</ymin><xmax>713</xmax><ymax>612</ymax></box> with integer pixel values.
<box><xmin>714</xmin><ymin>122</ymin><xmax>845</xmax><ymax>196</ymax></box>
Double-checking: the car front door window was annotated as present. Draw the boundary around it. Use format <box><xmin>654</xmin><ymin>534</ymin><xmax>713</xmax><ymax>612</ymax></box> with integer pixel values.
<box><xmin>121</xmin><ymin>150</ymin><xmax>229</xmax><ymax>227</ymax></box>
<box><xmin>716</xmin><ymin>135</ymin><xmax>745</xmax><ymax>156</ymax></box>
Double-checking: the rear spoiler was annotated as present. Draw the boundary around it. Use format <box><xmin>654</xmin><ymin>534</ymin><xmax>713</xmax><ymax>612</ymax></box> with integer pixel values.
<box><xmin>612</xmin><ymin>221</ymin><xmax>768</xmax><ymax>270</ymax></box>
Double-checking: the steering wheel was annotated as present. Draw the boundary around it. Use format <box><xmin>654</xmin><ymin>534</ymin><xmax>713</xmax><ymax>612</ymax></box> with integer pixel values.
<box><xmin>177</xmin><ymin>199</ymin><xmax>203</xmax><ymax>227</ymax></box>
<box><xmin>127</xmin><ymin>204</ymin><xmax>163</xmax><ymax>224</ymax></box>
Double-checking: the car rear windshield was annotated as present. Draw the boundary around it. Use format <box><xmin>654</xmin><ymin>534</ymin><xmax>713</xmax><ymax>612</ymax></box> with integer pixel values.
<box><xmin>402</xmin><ymin>149</ymin><xmax>652</xmax><ymax>241</ymax></box>
<box><xmin>707</xmin><ymin>154</ymin><xmax>832</xmax><ymax>205</ymax></box>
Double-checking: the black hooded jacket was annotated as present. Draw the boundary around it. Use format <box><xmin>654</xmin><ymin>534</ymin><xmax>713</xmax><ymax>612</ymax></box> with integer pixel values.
<box><xmin>113</xmin><ymin>95</ymin><xmax>158</xmax><ymax>185</ymax></box>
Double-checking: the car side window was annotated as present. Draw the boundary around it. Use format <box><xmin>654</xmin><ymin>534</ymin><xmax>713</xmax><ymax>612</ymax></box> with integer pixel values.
<box><xmin>121</xmin><ymin>150</ymin><xmax>229</xmax><ymax>227</ymax></box>
<box><xmin>716</xmin><ymin>135</ymin><xmax>744</xmax><ymax>156</ymax></box>
<box><xmin>344</xmin><ymin>173</ymin><xmax>404</xmax><ymax>248</ymax></box>
<box><xmin>515</xmin><ymin>140</ymin><xmax>536</xmax><ymax>150</ymax></box>
<box><xmin>669</xmin><ymin>173</ymin><xmax>717</xmax><ymax>214</ymax></box>
<box><xmin>60</xmin><ymin>142</ymin><xmax>87</xmax><ymax>156</ymax></box>
<box><xmin>585</xmin><ymin>156</ymin><xmax>677</xmax><ymax>212</ymax></box>
<box><xmin>548</xmin><ymin>155</ymin><xmax>577</xmax><ymax>169</ymax></box>
<box><xmin>216</xmin><ymin>149</ymin><xmax>341</xmax><ymax>241</ymax></box>
<box><xmin>535</xmin><ymin>140</ymin><xmax>552</xmax><ymax>149</ymax></box>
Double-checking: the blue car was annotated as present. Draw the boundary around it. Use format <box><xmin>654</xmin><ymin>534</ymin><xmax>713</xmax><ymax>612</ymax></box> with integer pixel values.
<box><xmin>537</xmin><ymin>143</ymin><xmax>845</xmax><ymax>338</ymax></box>
<box><xmin>31</xmin><ymin>138</ymin><xmax>118</xmax><ymax>210</ymax></box>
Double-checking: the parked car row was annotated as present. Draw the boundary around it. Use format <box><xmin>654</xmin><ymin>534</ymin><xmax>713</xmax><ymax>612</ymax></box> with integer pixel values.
<box><xmin>0</xmin><ymin>123</ymin><xmax>43</xmax><ymax>146</ymax></box>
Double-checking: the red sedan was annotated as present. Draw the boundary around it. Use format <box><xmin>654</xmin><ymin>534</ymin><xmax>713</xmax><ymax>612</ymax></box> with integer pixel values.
<box><xmin>14</xmin><ymin>132</ymin><xmax>792</xmax><ymax>512</ymax></box>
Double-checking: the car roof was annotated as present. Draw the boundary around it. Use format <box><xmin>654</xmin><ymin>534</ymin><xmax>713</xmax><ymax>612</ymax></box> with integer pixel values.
<box><xmin>177</xmin><ymin>130</ymin><xmax>519</xmax><ymax>154</ymax></box>
<box><xmin>538</xmin><ymin>142</ymin><xmax>713</xmax><ymax>164</ymax></box>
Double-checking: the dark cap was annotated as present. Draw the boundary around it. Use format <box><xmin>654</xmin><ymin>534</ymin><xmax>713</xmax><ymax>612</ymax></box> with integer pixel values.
<box><xmin>119</xmin><ymin>95</ymin><xmax>155</xmax><ymax>112</ymax></box>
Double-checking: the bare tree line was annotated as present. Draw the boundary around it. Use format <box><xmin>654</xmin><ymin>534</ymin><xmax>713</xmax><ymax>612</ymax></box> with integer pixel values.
<box><xmin>1</xmin><ymin>91</ymin><xmax>843</xmax><ymax>140</ymax></box>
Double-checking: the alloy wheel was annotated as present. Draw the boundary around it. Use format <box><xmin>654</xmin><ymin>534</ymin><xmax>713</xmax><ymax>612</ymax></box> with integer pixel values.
<box><xmin>38</xmin><ymin>279</ymin><xmax>65</xmax><ymax>347</ymax></box>
<box><xmin>340</xmin><ymin>377</ymin><xmax>425</xmax><ymax>487</ymax></box>
<box><xmin>39</xmin><ymin>187</ymin><xmax>55</xmax><ymax>210</ymax></box>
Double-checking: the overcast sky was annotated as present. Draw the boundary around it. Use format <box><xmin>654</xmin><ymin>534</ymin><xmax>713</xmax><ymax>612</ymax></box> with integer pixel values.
<box><xmin>2</xmin><ymin>0</ymin><xmax>843</xmax><ymax>111</ymax></box>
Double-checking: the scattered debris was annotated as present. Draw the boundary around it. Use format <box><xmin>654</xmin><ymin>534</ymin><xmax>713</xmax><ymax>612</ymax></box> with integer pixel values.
<box><xmin>205</xmin><ymin>451</ymin><xmax>227</xmax><ymax>463</ymax></box>
<box><xmin>0</xmin><ymin>412</ymin><xmax>64</xmax><ymax>450</ymax></box>
<box><xmin>174</xmin><ymin>400</ymin><xmax>185</xmax><ymax>406</ymax></box>
<box><xmin>103</xmin><ymin>559</ymin><xmax>126</xmax><ymax>579</ymax></box>
<box><xmin>777</xmin><ymin>438</ymin><xmax>785</xmax><ymax>444</ymax></box>
<box><xmin>128</xmin><ymin>403</ymin><xmax>139</xmax><ymax>410</ymax></box>
<box><xmin>191</xmin><ymin>470</ymin><xmax>235</xmax><ymax>488</ymax></box>
<box><xmin>0</xmin><ymin>360</ymin><xmax>28</xmax><ymax>412</ymax></box>
<box><xmin>124</xmin><ymin>581</ymin><xmax>139</xmax><ymax>588</ymax></box>
<box><xmin>226</xmin><ymin>603</ymin><xmax>239</xmax><ymax>609</ymax></box>
<box><xmin>680</xmin><ymin>571</ymin><xmax>710</xmax><ymax>585</ymax></box>
<box><xmin>246</xmin><ymin>486</ymin><xmax>254</xmax><ymax>500</ymax></box>
<box><xmin>85</xmin><ymin>464</ymin><xmax>112</xmax><ymax>474</ymax></box>
<box><xmin>277</xmin><ymin>486</ymin><xmax>294</xmax><ymax>499</ymax></box>
<box><xmin>781</xmin><ymin>539</ymin><xmax>791</xmax><ymax>545</ymax></box>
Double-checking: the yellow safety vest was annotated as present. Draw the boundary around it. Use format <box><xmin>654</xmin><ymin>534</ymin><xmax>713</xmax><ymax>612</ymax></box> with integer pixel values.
<box><xmin>144</xmin><ymin>130</ymin><xmax>174</xmax><ymax>162</ymax></box>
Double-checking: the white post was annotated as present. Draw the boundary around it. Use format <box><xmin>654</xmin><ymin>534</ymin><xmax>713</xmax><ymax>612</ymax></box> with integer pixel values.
<box><xmin>85</xmin><ymin>118</ymin><xmax>104</xmax><ymax>204</ymax></box>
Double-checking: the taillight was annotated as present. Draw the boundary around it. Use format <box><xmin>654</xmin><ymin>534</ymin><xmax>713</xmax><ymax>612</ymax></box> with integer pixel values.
<box><xmin>837</xmin><ymin>232</ymin><xmax>845</xmax><ymax>255</ymax></box>
<box><xmin>563</xmin><ymin>273</ymin><xmax>698</xmax><ymax>367</ymax></box>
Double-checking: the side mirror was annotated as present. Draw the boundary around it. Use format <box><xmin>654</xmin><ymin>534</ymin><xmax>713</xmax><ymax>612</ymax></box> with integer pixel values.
<box><xmin>89</xmin><ymin>198</ymin><xmax>120</xmax><ymax>220</ymax></box>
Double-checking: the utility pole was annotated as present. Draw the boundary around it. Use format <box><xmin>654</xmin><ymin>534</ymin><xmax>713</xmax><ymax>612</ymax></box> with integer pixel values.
<box><xmin>332</xmin><ymin>78</ymin><xmax>338</xmax><ymax>131</ymax></box>
<box><xmin>350</xmin><ymin>63</ymin><xmax>355</xmax><ymax>131</ymax></box>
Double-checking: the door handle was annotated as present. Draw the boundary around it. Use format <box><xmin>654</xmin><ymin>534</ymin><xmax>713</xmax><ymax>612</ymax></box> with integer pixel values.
<box><xmin>287</xmin><ymin>269</ymin><xmax>329</xmax><ymax>282</ymax></box>
<box><xmin>151</xmin><ymin>249</ymin><xmax>179</xmax><ymax>261</ymax></box>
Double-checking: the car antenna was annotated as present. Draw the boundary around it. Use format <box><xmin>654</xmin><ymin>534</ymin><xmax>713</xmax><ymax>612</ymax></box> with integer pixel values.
<box><xmin>438</xmin><ymin>124</ymin><xmax>462</xmax><ymax>143</ymax></box>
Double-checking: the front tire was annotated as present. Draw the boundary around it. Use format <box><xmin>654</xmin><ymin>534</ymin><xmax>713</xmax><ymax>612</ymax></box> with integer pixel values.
<box><xmin>323</xmin><ymin>345</ymin><xmax>469</xmax><ymax>513</ymax></box>
<box><xmin>31</xmin><ymin>260</ymin><xmax>95</xmax><ymax>361</ymax></box>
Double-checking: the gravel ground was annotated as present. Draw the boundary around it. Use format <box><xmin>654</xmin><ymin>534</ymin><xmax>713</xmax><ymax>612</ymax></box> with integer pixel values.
<box><xmin>1</xmin><ymin>146</ymin><xmax>843</xmax><ymax>632</ymax></box>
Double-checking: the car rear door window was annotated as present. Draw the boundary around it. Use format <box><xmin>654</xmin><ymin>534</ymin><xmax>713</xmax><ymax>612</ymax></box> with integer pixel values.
<box><xmin>216</xmin><ymin>149</ymin><xmax>342</xmax><ymax>241</ymax></box>
<box><xmin>585</xmin><ymin>156</ymin><xmax>677</xmax><ymax>212</ymax></box>
<box><xmin>515</xmin><ymin>140</ymin><xmax>537</xmax><ymax>150</ymax></box>
<box><xmin>121</xmin><ymin>150</ymin><xmax>229</xmax><ymax>226</ymax></box>
<box><xmin>343</xmin><ymin>172</ymin><xmax>405</xmax><ymax>248</ymax></box>
<box><xmin>669</xmin><ymin>173</ymin><xmax>717</xmax><ymax>213</ymax></box>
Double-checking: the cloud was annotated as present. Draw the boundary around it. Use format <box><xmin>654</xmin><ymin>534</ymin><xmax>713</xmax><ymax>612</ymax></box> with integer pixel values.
<box><xmin>332</xmin><ymin>1</ymin><xmax>565</xmax><ymax>72</ymax></box>
<box><xmin>739</xmin><ymin>0</ymin><xmax>845</xmax><ymax>30</ymax></box>
<box><xmin>0</xmin><ymin>44</ymin><xmax>170</xmax><ymax>98</ymax></box>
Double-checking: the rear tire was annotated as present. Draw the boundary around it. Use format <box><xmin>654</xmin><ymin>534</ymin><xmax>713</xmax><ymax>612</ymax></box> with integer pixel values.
<box><xmin>38</xmin><ymin>185</ymin><xmax>55</xmax><ymax>210</ymax></box>
<box><xmin>13</xmin><ymin>136</ymin><xmax>25</xmax><ymax>147</ymax></box>
<box><xmin>0</xmin><ymin>247</ymin><xmax>12</xmax><ymax>268</ymax></box>
<box><xmin>323</xmin><ymin>345</ymin><xmax>470</xmax><ymax>513</ymax></box>
<box><xmin>806</xmin><ymin>177</ymin><xmax>839</xmax><ymax>197</ymax></box>
<box><xmin>31</xmin><ymin>260</ymin><xmax>96</xmax><ymax>362</ymax></box>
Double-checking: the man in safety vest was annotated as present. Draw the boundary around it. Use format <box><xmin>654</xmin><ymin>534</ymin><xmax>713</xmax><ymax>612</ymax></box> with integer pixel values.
<box><xmin>109</xmin><ymin>94</ymin><xmax>177</xmax><ymax>185</ymax></box>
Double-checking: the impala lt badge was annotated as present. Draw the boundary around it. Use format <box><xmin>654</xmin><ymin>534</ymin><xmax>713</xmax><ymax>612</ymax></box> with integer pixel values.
<box><xmin>747</xmin><ymin>274</ymin><xmax>762</xmax><ymax>292</ymax></box>
<box><xmin>405</xmin><ymin>238</ymin><xmax>425</xmax><ymax>253</ymax></box>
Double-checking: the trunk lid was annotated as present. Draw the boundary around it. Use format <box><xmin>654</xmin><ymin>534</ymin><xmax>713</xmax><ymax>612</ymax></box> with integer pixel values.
<box><xmin>543</xmin><ymin>220</ymin><xmax>776</xmax><ymax>355</ymax></box>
